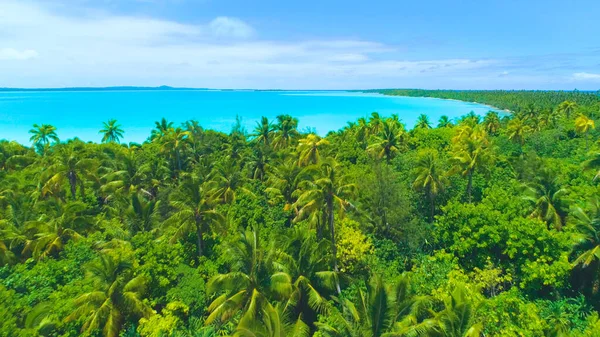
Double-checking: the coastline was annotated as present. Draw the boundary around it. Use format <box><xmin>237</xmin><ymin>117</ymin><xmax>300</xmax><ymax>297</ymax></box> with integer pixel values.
<box><xmin>366</xmin><ymin>91</ymin><xmax>511</xmax><ymax>114</ymax></box>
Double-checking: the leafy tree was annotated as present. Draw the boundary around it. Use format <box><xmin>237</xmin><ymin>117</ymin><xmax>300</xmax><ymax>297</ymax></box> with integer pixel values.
<box><xmin>66</xmin><ymin>254</ymin><xmax>153</xmax><ymax>337</ymax></box>
<box><xmin>438</xmin><ymin>116</ymin><xmax>453</xmax><ymax>128</ymax></box>
<box><xmin>413</xmin><ymin>149</ymin><xmax>447</xmax><ymax>221</ymax></box>
<box><xmin>316</xmin><ymin>275</ymin><xmax>419</xmax><ymax>337</ymax></box>
<box><xmin>483</xmin><ymin>111</ymin><xmax>501</xmax><ymax>135</ymax></box>
<box><xmin>42</xmin><ymin>145</ymin><xmax>98</xmax><ymax>200</ymax></box>
<box><xmin>415</xmin><ymin>114</ymin><xmax>432</xmax><ymax>129</ymax></box>
<box><xmin>575</xmin><ymin>114</ymin><xmax>595</xmax><ymax>150</ymax></box>
<box><xmin>367</xmin><ymin>119</ymin><xmax>406</xmax><ymax>163</ymax></box>
<box><xmin>506</xmin><ymin>117</ymin><xmax>532</xmax><ymax>149</ymax></box>
<box><xmin>160</xmin><ymin>127</ymin><xmax>190</xmax><ymax>173</ymax></box>
<box><xmin>206</xmin><ymin>230</ymin><xmax>292</xmax><ymax>328</ymax></box>
<box><xmin>151</xmin><ymin>118</ymin><xmax>174</xmax><ymax>141</ymax></box>
<box><xmin>99</xmin><ymin>119</ymin><xmax>125</xmax><ymax>144</ymax></box>
<box><xmin>522</xmin><ymin>168</ymin><xmax>568</xmax><ymax>230</ymax></box>
<box><xmin>583</xmin><ymin>152</ymin><xmax>600</xmax><ymax>181</ymax></box>
<box><xmin>29</xmin><ymin>123</ymin><xmax>59</xmax><ymax>153</ymax></box>
<box><xmin>557</xmin><ymin>100</ymin><xmax>578</xmax><ymax>119</ymax></box>
<box><xmin>212</xmin><ymin>162</ymin><xmax>253</xmax><ymax>204</ymax></box>
<box><xmin>24</xmin><ymin>201</ymin><xmax>92</xmax><ymax>259</ymax></box>
<box><xmin>252</xmin><ymin>117</ymin><xmax>274</xmax><ymax>147</ymax></box>
<box><xmin>273</xmin><ymin>115</ymin><xmax>300</xmax><ymax>149</ymax></box>
<box><xmin>297</xmin><ymin>134</ymin><xmax>329</xmax><ymax>166</ymax></box>
<box><xmin>294</xmin><ymin>160</ymin><xmax>356</xmax><ymax>274</ymax></box>
<box><xmin>164</xmin><ymin>174</ymin><xmax>225</xmax><ymax>258</ymax></box>
<box><xmin>572</xmin><ymin>198</ymin><xmax>600</xmax><ymax>296</ymax></box>
<box><xmin>450</xmin><ymin>125</ymin><xmax>493</xmax><ymax>203</ymax></box>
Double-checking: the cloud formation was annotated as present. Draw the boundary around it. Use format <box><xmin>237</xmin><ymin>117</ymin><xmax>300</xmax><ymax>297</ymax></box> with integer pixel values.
<box><xmin>0</xmin><ymin>48</ymin><xmax>39</xmax><ymax>61</ymax></box>
<box><xmin>209</xmin><ymin>17</ymin><xmax>255</xmax><ymax>39</ymax></box>
<box><xmin>0</xmin><ymin>0</ymin><xmax>598</xmax><ymax>89</ymax></box>
<box><xmin>573</xmin><ymin>72</ymin><xmax>600</xmax><ymax>81</ymax></box>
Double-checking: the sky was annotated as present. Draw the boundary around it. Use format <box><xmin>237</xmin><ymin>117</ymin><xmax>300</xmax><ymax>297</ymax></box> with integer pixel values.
<box><xmin>0</xmin><ymin>0</ymin><xmax>599</xmax><ymax>90</ymax></box>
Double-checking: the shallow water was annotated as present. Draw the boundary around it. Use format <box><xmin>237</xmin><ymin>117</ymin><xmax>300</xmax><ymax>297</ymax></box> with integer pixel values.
<box><xmin>0</xmin><ymin>90</ymin><xmax>498</xmax><ymax>144</ymax></box>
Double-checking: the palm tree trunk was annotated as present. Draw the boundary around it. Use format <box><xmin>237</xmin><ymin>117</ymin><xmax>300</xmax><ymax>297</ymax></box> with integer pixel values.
<box><xmin>429</xmin><ymin>192</ymin><xmax>435</xmax><ymax>222</ymax></box>
<box><xmin>466</xmin><ymin>170</ymin><xmax>473</xmax><ymax>203</ymax></box>
<box><xmin>586</xmin><ymin>132</ymin><xmax>589</xmax><ymax>151</ymax></box>
<box><xmin>317</xmin><ymin>211</ymin><xmax>326</xmax><ymax>240</ymax></box>
<box><xmin>327</xmin><ymin>201</ymin><xmax>342</xmax><ymax>295</ymax></box>
<box><xmin>195</xmin><ymin>220</ymin><xmax>204</xmax><ymax>259</ymax></box>
<box><xmin>68</xmin><ymin>172</ymin><xmax>77</xmax><ymax>200</ymax></box>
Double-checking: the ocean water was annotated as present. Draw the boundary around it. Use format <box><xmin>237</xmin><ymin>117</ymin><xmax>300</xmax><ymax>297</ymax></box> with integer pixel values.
<box><xmin>0</xmin><ymin>90</ymin><xmax>498</xmax><ymax>144</ymax></box>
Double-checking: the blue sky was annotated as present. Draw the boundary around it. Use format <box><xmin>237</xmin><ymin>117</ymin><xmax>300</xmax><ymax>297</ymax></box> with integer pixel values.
<box><xmin>0</xmin><ymin>0</ymin><xmax>599</xmax><ymax>89</ymax></box>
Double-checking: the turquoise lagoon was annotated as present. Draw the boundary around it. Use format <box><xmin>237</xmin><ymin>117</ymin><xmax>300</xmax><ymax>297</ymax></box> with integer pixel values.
<box><xmin>0</xmin><ymin>90</ymin><xmax>498</xmax><ymax>144</ymax></box>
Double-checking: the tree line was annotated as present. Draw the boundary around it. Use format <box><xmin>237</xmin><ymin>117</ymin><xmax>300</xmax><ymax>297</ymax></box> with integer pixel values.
<box><xmin>1</xmin><ymin>92</ymin><xmax>600</xmax><ymax>336</ymax></box>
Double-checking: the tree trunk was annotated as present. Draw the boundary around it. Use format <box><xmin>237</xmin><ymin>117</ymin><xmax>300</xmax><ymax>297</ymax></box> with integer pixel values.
<box><xmin>586</xmin><ymin>132</ymin><xmax>589</xmax><ymax>151</ymax></box>
<box><xmin>195</xmin><ymin>219</ymin><xmax>204</xmax><ymax>259</ymax></box>
<box><xmin>429</xmin><ymin>192</ymin><xmax>435</xmax><ymax>222</ymax></box>
<box><xmin>466</xmin><ymin>170</ymin><xmax>473</xmax><ymax>203</ymax></box>
<box><xmin>327</xmin><ymin>200</ymin><xmax>341</xmax><ymax>294</ymax></box>
<box><xmin>317</xmin><ymin>211</ymin><xmax>326</xmax><ymax>241</ymax></box>
<box><xmin>68</xmin><ymin>172</ymin><xmax>77</xmax><ymax>200</ymax></box>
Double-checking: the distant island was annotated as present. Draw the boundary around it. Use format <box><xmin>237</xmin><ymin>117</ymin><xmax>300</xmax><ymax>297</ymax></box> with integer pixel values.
<box><xmin>0</xmin><ymin>85</ymin><xmax>208</xmax><ymax>92</ymax></box>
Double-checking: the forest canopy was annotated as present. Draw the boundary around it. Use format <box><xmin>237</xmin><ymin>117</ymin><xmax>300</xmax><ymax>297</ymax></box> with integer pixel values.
<box><xmin>1</xmin><ymin>90</ymin><xmax>600</xmax><ymax>336</ymax></box>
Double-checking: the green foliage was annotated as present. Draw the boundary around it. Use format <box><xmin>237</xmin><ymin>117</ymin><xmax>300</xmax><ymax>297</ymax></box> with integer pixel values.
<box><xmin>2</xmin><ymin>91</ymin><xmax>600</xmax><ymax>336</ymax></box>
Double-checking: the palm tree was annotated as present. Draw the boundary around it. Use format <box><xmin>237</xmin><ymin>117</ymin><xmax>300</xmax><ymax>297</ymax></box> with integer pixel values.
<box><xmin>297</xmin><ymin>134</ymin><xmax>329</xmax><ymax>166</ymax></box>
<box><xmin>252</xmin><ymin>117</ymin><xmax>274</xmax><ymax>147</ymax></box>
<box><xmin>66</xmin><ymin>254</ymin><xmax>153</xmax><ymax>337</ymax></box>
<box><xmin>483</xmin><ymin>111</ymin><xmax>501</xmax><ymax>135</ymax></box>
<box><xmin>151</xmin><ymin>118</ymin><xmax>174</xmax><ymax>141</ymax></box>
<box><xmin>24</xmin><ymin>201</ymin><xmax>92</xmax><ymax>259</ymax></box>
<box><xmin>101</xmin><ymin>149</ymin><xmax>143</xmax><ymax>197</ymax></box>
<box><xmin>294</xmin><ymin>160</ymin><xmax>356</xmax><ymax>274</ymax></box>
<box><xmin>273</xmin><ymin>115</ymin><xmax>300</xmax><ymax>149</ymax></box>
<box><xmin>461</xmin><ymin>111</ymin><xmax>480</xmax><ymax>127</ymax></box>
<box><xmin>438</xmin><ymin>115</ymin><xmax>453</xmax><ymax>128</ymax></box>
<box><xmin>206</xmin><ymin>230</ymin><xmax>292</xmax><ymax>328</ymax></box>
<box><xmin>316</xmin><ymin>275</ymin><xmax>419</xmax><ymax>337</ymax></box>
<box><xmin>160</xmin><ymin>127</ymin><xmax>190</xmax><ymax>172</ymax></box>
<box><xmin>413</xmin><ymin>149</ymin><xmax>447</xmax><ymax>221</ymax></box>
<box><xmin>126</xmin><ymin>192</ymin><xmax>160</xmax><ymax>233</ymax></box>
<box><xmin>575</xmin><ymin>114</ymin><xmax>596</xmax><ymax>150</ymax></box>
<box><xmin>523</xmin><ymin>168</ymin><xmax>568</xmax><ymax>231</ymax></box>
<box><xmin>367</xmin><ymin>119</ymin><xmax>406</xmax><ymax>163</ymax></box>
<box><xmin>520</xmin><ymin>103</ymin><xmax>538</xmax><ymax>122</ymax></box>
<box><xmin>29</xmin><ymin>124</ymin><xmax>59</xmax><ymax>152</ymax></box>
<box><xmin>164</xmin><ymin>174</ymin><xmax>225</xmax><ymax>258</ymax></box>
<box><xmin>235</xmin><ymin>302</ymin><xmax>310</xmax><ymax>337</ymax></box>
<box><xmin>583</xmin><ymin>152</ymin><xmax>600</xmax><ymax>181</ymax></box>
<box><xmin>139</xmin><ymin>156</ymin><xmax>170</xmax><ymax>198</ymax></box>
<box><xmin>571</xmin><ymin>197</ymin><xmax>600</xmax><ymax>295</ymax></box>
<box><xmin>368</xmin><ymin>112</ymin><xmax>384</xmax><ymax>135</ymax></box>
<box><xmin>557</xmin><ymin>100</ymin><xmax>577</xmax><ymax>119</ymax></box>
<box><xmin>266</xmin><ymin>159</ymin><xmax>310</xmax><ymax>225</ymax></box>
<box><xmin>506</xmin><ymin>117</ymin><xmax>532</xmax><ymax>151</ymax></box>
<box><xmin>248</xmin><ymin>145</ymin><xmax>271</xmax><ymax>181</ymax></box>
<box><xmin>99</xmin><ymin>119</ymin><xmax>124</xmax><ymax>144</ymax></box>
<box><xmin>450</xmin><ymin>125</ymin><xmax>492</xmax><ymax>203</ymax></box>
<box><xmin>279</xmin><ymin>228</ymin><xmax>337</xmax><ymax>329</ymax></box>
<box><xmin>395</xmin><ymin>284</ymin><xmax>482</xmax><ymax>337</ymax></box>
<box><xmin>415</xmin><ymin>114</ymin><xmax>431</xmax><ymax>129</ymax></box>
<box><xmin>211</xmin><ymin>162</ymin><xmax>253</xmax><ymax>204</ymax></box>
<box><xmin>42</xmin><ymin>145</ymin><xmax>98</xmax><ymax>200</ymax></box>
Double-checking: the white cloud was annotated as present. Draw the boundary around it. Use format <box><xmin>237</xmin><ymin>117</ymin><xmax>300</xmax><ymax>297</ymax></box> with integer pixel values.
<box><xmin>573</xmin><ymin>72</ymin><xmax>600</xmax><ymax>81</ymax></box>
<box><xmin>0</xmin><ymin>48</ymin><xmax>39</xmax><ymax>60</ymax></box>
<box><xmin>0</xmin><ymin>0</ymin><xmax>500</xmax><ymax>89</ymax></box>
<box><xmin>209</xmin><ymin>17</ymin><xmax>255</xmax><ymax>39</ymax></box>
<box><xmin>328</xmin><ymin>53</ymin><xmax>369</xmax><ymax>62</ymax></box>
